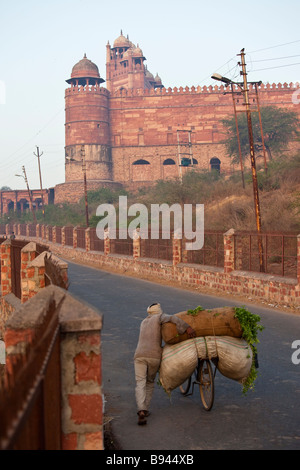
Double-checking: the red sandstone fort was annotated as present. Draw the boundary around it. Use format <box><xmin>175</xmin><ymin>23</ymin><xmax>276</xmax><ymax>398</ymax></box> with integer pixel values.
<box><xmin>1</xmin><ymin>31</ymin><xmax>299</xmax><ymax>213</ymax></box>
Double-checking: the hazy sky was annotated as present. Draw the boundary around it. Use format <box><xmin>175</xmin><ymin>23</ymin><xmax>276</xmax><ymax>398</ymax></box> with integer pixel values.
<box><xmin>0</xmin><ymin>0</ymin><xmax>299</xmax><ymax>190</ymax></box>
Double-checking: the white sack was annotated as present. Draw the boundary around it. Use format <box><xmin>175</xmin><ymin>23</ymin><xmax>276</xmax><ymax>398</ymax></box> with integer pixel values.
<box><xmin>159</xmin><ymin>336</ymin><xmax>252</xmax><ymax>393</ymax></box>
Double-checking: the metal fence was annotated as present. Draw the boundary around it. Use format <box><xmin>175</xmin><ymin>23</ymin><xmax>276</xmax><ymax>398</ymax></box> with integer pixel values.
<box><xmin>0</xmin><ymin>302</ymin><xmax>61</xmax><ymax>450</ymax></box>
<box><xmin>29</xmin><ymin>224</ymin><xmax>36</xmax><ymax>237</ymax></box>
<box><xmin>110</xmin><ymin>229</ymin><xmax>133</xmax><ymax>256</ymax></box>
<box><xmin>90</xmin><ymin>228</ymin><xmax>104</xmax><ymax>252</ymax></box>
<box><xmin>141</xmin><ymin>230</ymin><xmax>173</xmax><ymax>261</ymax></box>
<box><xmin>185</xmin><ymin>231</ymin><xmax>224</xmax><ymax>268</ymax></box>
<box><xmin>55</xmin><ymin>227</ymin><xmax>62</xmax><ymax>245</ymax></box>
<box><xmin>234</xmin><ymin>231</ymin><xmax>297</xmax><ymax>278</ymax></box>
<box><xmin>64</xmin><ymin>226</ymin><xmax>73</xmax><ymax>247</ymax></box>
<box><xmin>76</xmin><ymin>227</ymin><xmax>86</xmax><ymax>250</ymax></box>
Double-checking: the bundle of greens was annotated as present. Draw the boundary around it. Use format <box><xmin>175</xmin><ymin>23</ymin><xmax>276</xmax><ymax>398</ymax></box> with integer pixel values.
<box><xmin>234</xmin><ymin>307</ymin><xmax>264</xmax><ymax>394</ymax></box>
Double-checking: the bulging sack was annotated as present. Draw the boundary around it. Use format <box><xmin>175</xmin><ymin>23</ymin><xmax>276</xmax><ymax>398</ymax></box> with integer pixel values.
<box><xmin>161</xmin><ymin>307</ymin><xmax>243</xmax><ymax>345</ymax></box>
<box><xmin>159</xmin><ymin>339</ymin><xmax>198</xmax><ymax>394</ymax></box>
<box><xmin>159</xmin><ymin>336</ymin><xmax>252</xmax><ymax>394</ymax></box>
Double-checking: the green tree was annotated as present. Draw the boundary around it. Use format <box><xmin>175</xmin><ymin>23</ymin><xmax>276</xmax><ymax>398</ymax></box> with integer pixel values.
<box><xmin>222</xmin><ymin>106</ymin><xmax>299</xmax><ymax>164</ymax></box>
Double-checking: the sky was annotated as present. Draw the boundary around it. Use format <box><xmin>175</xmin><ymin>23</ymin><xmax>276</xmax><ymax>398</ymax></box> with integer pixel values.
<box><xmin>0</xmin><ymin>0</ymin><xmax>300</xmax><ymax>191</ymax></box>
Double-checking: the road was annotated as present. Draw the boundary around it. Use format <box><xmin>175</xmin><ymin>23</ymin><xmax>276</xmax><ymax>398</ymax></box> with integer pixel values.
<box><xmin>67</xmin><ymin>260</ymin><xmax>300</xmax><ymax>450</ymax></box>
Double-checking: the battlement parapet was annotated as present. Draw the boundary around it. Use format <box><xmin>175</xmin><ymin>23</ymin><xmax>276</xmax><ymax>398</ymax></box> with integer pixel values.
<box><xmin>65</xmin><ymin>85</ymin><xmax>110</xmax><ymax>97</ymax></box>
<box><xmin>112</xmin><ymin>82</ymin><xmax>299</xmax><ymax>98</ymax></box>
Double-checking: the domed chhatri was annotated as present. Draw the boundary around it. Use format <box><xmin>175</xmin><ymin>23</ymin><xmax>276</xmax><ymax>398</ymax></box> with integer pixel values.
<box><xmin>66</xmin><ymin>54</ymin><xmax>104</xmax><ymax>85</ymax></box>
<box><xmin>71</xmin><ymin>53</ymin><xmax>100</xmax><ymax>79</ymax></box>
<box><xmin>113</xmin><ymin>30</ymin><xmax>131</xmax><ymax>49</ymax></box>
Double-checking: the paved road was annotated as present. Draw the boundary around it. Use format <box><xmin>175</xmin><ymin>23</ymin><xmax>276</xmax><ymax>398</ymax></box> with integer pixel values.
<box><xmin>67</xmin><ymin>260</ymin><xmax>300</xmax><ymax>450</ymax></box>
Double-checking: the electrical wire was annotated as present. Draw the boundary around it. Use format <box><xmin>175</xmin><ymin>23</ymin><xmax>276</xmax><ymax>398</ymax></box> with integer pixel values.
<box><xmin>251</xmin><ymin>54</ymin><xmax>300</xmax><ymax>63</ymax></box>
<box><xmin>251</xmin><ymin>62</ymin><xmax>300</xmax><ymax>72</ymax></box>
<box><xmin>248</xmin><ymin>39</ymin><xmax>300</xmax><ymax>54</ymax></box>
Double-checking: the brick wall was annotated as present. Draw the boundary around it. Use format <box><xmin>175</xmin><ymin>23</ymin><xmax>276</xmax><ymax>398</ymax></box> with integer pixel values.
<box><xmin>25</xmin><ymin>225</ymin><xmax>299</xmax><ymax>309</ymax></box>
<box><xmin>1</xmin><ymin>286</ymin><xmax>103</xmax><ymax>450</ymax></box>
<box><xmin>0</xmin><ymin>235</ymin><xmax>104</xmax><ymax>450</ymax></box>
<box><xmin>61</xmin><ymin>79</ymin><xmax>300</xmax><ymax>195</ymax></box>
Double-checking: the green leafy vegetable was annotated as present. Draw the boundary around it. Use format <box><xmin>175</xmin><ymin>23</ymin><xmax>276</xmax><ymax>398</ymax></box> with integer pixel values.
<box><xmin>187</xmin><ymin>306</ymin><xmax>204</xmax><ymax>316</ymax></box>
<box><xmin>234</xmin><ymin>307</ymin><xmax>264</xmax><ymax>395</ymax></box>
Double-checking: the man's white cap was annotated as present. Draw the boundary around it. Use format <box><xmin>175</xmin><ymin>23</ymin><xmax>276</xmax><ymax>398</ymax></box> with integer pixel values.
<box><xmin>147</xmin><ymin>303</ymin><xmax>163</xmax><ymax>315</ymax></box>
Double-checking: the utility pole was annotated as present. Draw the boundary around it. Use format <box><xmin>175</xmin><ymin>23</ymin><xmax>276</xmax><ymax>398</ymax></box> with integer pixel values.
<box><xmin>254</xmin><ymin>83</ymin><xmax>268</xmax><ymax>174</ymax></box>
<box><xmin>34</xmin><ymin>146</ymin><xmax>45</xmax><ymax>219</ymax></box>
<box><xmin>81</xmin><ymin>145</ymin><xmax>89</xmax><ymax>227</ymax></box>
<box><xmin>22</xmin><ymin>166</ymin><xmax>37</xmax><ymax>225</ymax></box>
<box><xmin>238</xmin><ymin>49</ymin><xmax>265</xmax><ymax>272</ymax></box>
<box><xmin>229</xmin><ymin>84</ymin><xmax>245</xmax><ymax>188</ymax></box>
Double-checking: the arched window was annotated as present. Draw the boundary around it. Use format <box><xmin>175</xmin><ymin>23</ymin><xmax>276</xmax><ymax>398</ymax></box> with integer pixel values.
<box><xmin>133</xmin><ymin>159</ymin><xmax>150</xmax><ymax>165</ymax></box>
<box><xmin>192</xmin><ymin>158</ymin><xmax>198</xmax><ymax>165</ymax></box>
<box><xmin>163</xmin><ymin>158</ymin><xmax>176</xmax><ymax>165</ymax></box>
<box><xmin>210</xmin><ymin>157</ymin><xmax>221</xmax><ymax>173</ymax></box>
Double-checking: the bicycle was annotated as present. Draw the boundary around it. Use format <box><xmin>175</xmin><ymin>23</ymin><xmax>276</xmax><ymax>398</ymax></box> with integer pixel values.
<box><xmin>179</xmin><ymin>358</ymin><xmax>218</xmax><ymax>411</ymax></box>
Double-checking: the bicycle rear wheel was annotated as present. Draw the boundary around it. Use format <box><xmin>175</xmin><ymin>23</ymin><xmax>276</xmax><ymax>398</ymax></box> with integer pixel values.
<box><xmin>198</xmin><ymin>359</ymin><xmax>214</xmax><ymax>411</ymax></box>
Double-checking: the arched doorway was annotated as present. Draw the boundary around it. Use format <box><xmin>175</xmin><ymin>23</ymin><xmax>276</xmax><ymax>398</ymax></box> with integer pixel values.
<box><xmin>210</xmin><ymin>157</ymin><xmax>221</xmax><ymax>173</ymax></box>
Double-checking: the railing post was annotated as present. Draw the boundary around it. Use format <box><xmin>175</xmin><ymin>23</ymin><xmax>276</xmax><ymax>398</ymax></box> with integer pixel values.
<box><xmin>0</xmin><ymin>240</ymin><xmax>12</xmax><ymax>296</ymax></box>
<box><xmin>85</xmin><ymin>227</ymin><xmax>91</xmax><ymax>252</ymax></box>
<box><xmin>172</xmin><ymin>232</ymin><xmax>182</xmax><ymax>266</ymax></box>
<box><xmin>62</xmin><ymin>227</ymin><xmax>66</xmax><ymax>247</ymax></box>
<box><xmin>26</xmin><ymin>224</ymin><xmax>30</xmax><ymax>238</ymax></box>
<box><xmin>35</xmin><ymin>224</ymin><xmax>39</xmax><ymax>239</ymax></box>
<box><xmin>133</xmin><ymin>228</ymin><xmax>141</xmax><ymax>259</ymax></box>
<box><xmin>224</xmin><ymin>228</ymin><xmax>235</xmax><ymax>274</ymax></box>
<box><xmin>73</xmin><ymin>227</ymin><xmax>78</xmax><ymax>250</ymax></box>
<box><xmin>104</xmin><ymin>229</ymin><xmax>110</xmax><ymax>255</ymax></box>
<box><xmin>52</xmin><ymin>226</ymin><xmax>57</xmax><ymax>244</ymax></box>
<box><xmin>21</xmin><ymin>242</ymin><xmax>37</xmax><ymax>303</ymax></box>
<box><xmin>45</xmin><ymin>225</ymin><xmax>49</xmax><ymax>242</ymax></box>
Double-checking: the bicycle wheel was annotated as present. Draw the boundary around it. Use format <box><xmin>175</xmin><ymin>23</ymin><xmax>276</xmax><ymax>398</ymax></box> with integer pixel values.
<box><xmin>198</xmin><ymin>359</ymin><xmax>214</xmax><ymax>411</ymax></box>
<box><xmin>179</xmin><ymin>376</ymin><xmax>192</xmax><ymax>395</ymax></box>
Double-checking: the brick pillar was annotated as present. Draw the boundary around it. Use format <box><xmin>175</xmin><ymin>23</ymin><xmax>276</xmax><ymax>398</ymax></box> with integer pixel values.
<box><xmin>5</xmin><ymin>224</ymin><xmax>9</xmax><ymax>236</ymax></box>
<box><xmin>45</xmin><ymin>225</ymin><xmax>49</xmax><ymax>242</ymax></box>
<box><xmin>133</xmin><ymin>228</ymin><xmax>141</xmax><ymax>259</ymax></box>
<box><xmin>26</xmin><ymin>224</ymin><xmax>30</xmax><ymax>237</ymax></box>
<box><xmin>52</xmin><ymin>226</ymin><xmax>57</xmax><ymax>244</ymax></box>
<box><xmin>24</xmin><ymin>252</ymin><xmax>46</xmax><ymax>301</ymax></box>
<box><xmin>60</xmin><ymin>293</ymin><xmax>103</xmax><ymax>450</ymax></box>
<box><xmin>224</xmin><ymin>228</ymin><xmax>235</xmax><ymax>274</ymax></box>
<box><xmin>36</xmin><ymin>224</ymin><xmax>39</xmax><ymax>238</ymax></box>
<box><xmin>62</xmin><ymin>227</ymin><xmax>66</xmax><ymax>247</ymax></box>
<box><xmin>73</xmin><ymin>227</ymin><xmax>78</xmax><ymax>249</ymax></box>
<box><xmin>104</xmin><ymin>230</ymin><xmax>110</xmax><ymax>255</ymax></box>
<box><xmin>41</xmin><ymin>224</ymin><xmax>45</xmax><ymax>240</ymax></box>
<box><xmin>13</xmin><ymin>224</ymin><xmax>17</xmax><ymax>237</ymax></box>
<box><xmin>85</xmin><ymin>228</ymin><xmax>91</xmax><ymax>252</ymax></box>
<box><xmin>21</xmin><ymin>242</ymin><xmax>37</xmax><ymax>303</ymax></box>
<box><xmin>17</xmin><ymin>224</ymin><xmax>21</xmax><ymax>236</ymax></box>
<box><xmin>0</xmin><ymin>240</ymin><xmax>12</xmax><ymax>296</ymax></box>
<box><xmin>172</xmin><ymin>234</ymin><xmax>182</xmax><ymax>266</ymax></box>
<box><xmin>297</xmin><ymin>234</ymin><xmax>300</xmax><ymax>285</ymax></box>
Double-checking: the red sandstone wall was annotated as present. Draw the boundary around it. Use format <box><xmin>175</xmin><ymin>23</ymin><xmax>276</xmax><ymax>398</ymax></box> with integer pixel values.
<box><xmin>108</xmin><ymin>83</ymin><xmax>299</xmax><ymax>184</ymax></box>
